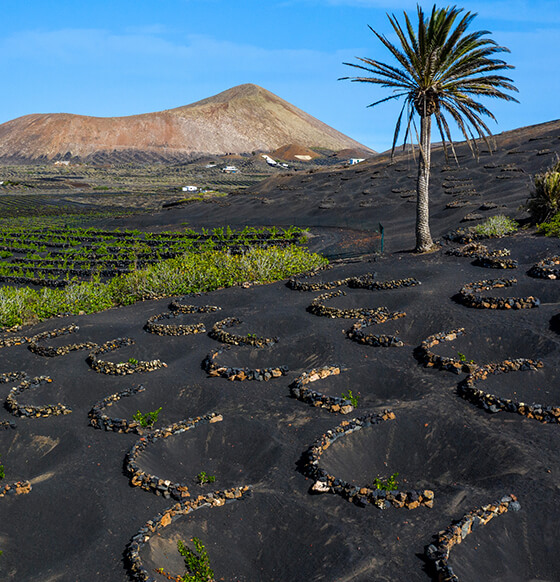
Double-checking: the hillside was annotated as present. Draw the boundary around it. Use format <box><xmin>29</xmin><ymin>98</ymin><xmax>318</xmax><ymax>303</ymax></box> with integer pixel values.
<box><xmin>1</xmin><ymin>118</ymin><xmax>560</xmax><ymax>581</ymax></box>
<box><xmin>114</xmin><ymin>118</ymin><xmax>559</xmax><ymax>253</ymax></box>
<box><xmin>0</xmin><ymin>84</ymin><xmax>373</xmax><ymax>163</ymax></box>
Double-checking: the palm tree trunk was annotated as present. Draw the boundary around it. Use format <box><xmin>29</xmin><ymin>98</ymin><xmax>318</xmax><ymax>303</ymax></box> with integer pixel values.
<box><xmin>415</xmin><ymin>114</ymin><xmax>434</xmax><ymax>252</ymax></box>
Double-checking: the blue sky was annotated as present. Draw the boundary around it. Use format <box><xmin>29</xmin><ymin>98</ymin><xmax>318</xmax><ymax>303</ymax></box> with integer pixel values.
<box><xmin>1</xmin><ymin>0</ymin><xmax>559</xmax><ymax>151</ymax></box>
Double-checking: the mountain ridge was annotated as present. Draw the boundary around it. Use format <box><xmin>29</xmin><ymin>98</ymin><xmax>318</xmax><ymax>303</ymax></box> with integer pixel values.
<box><xmin>0</xmin><ymin>84</ymin><xmax>373</xmax><ymax>162</ymax></box>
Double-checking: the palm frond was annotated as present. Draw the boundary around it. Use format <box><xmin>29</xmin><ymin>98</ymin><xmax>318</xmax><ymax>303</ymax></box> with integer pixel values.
<box><xmin>342</xmin><ymin>4</ymin><xmax>518</xmax><ymax>151</ymax></box>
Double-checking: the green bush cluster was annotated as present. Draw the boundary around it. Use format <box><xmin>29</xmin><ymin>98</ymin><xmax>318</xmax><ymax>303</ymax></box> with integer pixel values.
<box><xmin>132</xmin><ymin>407</ymin><xmax>162</xmax><ymax>428</ymax></box>
<box><xmin>196</xmin><ymin>471</ymin><xmax>216</xmax><ymax>485</ymax></box>
<box><xmin>536</xmin><ymin>212</ymin><xmax>560</xmax><ymax>237</ymax></box>
<box><xmin>372</xmin><ymin>472</ymin><xmax>399</xmax><ymax>491</ymax></box>
<box><xmin>341</xmin><ymin>389</ymin><xmax>360</xmax><ymax>407</ymax></box>
<box><xmin>0</xmin><ymin>246</ymin><xmax>327</xmax><ymax>327</ymax></box>
<box><xmin>177</xmin><ymin>538</ymin><xmax>214</xmax><ymax>582</ymax></box>
<box><xmin>525</xmin><ymin>159</ymin><xmax>560</xmax><ymax>222</ymax></box>
<box><xmin>472</xmin><ymin>214</ymin><xmax>518</xmax><ymax>237</ymax></box>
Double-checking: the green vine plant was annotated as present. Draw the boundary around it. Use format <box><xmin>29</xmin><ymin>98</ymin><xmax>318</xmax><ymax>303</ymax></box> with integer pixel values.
<box><xmin>155</xmin><ymin>538</ymin><xmax>215</xmax><ymax>582</ymax></box>
<box><xmin>457</xmin><ymin>352</ymin><xmax>474</xmax><ymax>364</ymax></box>
<box><xmin>341</xmin><ymin>389</ymin><xmax>360</xmax><ymax>407</ymax></box>
<box><xmin>0</xmin><ymin>455</ymin><xmax>4</xmax><ymax>480</ymax></box>
<box><xmin>196</xmin><ymin>471</ymin><xmax>216</xmax><ymax>485</ymax></box>
<box><xmin>132</xmin><ymin>407</ymin><xmax>162</xmax><ymax>428</ymax></box>
<box><xmin>372</xmin><ymin>472</ymin><xmax>399</xmax><ymax>491</ymax></box>
<box><xmin>179</xmin><ymin>538</ymin><xmax>214</xmax><ymax>582</ymax></box>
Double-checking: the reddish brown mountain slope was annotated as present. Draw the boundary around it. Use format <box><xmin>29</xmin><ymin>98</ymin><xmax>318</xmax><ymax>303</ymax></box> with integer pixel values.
<box><xmin>0</xmin><ymin>84</ymin><xmax>373</xmax><ymax>161</ymax></box>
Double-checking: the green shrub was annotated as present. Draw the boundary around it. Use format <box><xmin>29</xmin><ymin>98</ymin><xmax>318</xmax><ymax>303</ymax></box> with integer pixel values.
<box><xmin>0</xmin><ymin>246</ymin><xmax>327</xmax><ymax>327</ymax></box>
<box><xmin>196</xmin><ymin>471</ymin><xmax>216</xmax><ymax>485</ymax></box>
<box><xmin>0</xmin><ymin>455</ymin><xmax>4</xmax><ymax>480</ymax></box>
<box><xmin>177</xmin><ymin>538</ymin><xmax>214</xmax><ymax>582</ymax></box>
<box><xmin>132</xmin><ymin>407</ymin><xmax>162</xmax><ymax>428</ymax></box>
<box><xmin>472</xmin><ymin>214</ymin><xmax>518</xmax><ymax>237</ymax></box>
<box><xmin>341</xmin><ymin>389</ymin><xmax>360</xmax><ymax>407</ymax></box>
<box><xmin>372</xmin><ymin>472</ymin><xmax>399</xmax><ymax>491</ymax></box>
<box><xmin>525</xmin><ymin>160</ymin><xmax>560</xmax><ymax>222</ymax></box>
<box><xmin>536</xmin><ymin>211</ymin><xmax>560</xmax><ymax>237</ymax></box>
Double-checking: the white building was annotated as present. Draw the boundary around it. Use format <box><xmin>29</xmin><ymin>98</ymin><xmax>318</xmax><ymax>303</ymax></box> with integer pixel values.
<box><xmin>262</xmin><ymin>154</ymin><xmax>278</xmax><ymax>166</ymax></box>
<box><xmin>182</xmin><ymin>185</ymin><xmax>198</xmax><ymax>192</ymax></box>
<box><xmin>222</xmin><ymin>165</ymin><xmax>239</xmax><ymax>174</ymax></box>
<box><xmin>349</xmin><ymin>158</ymin><xmax>366</xmax><ymax>165</ymax></box>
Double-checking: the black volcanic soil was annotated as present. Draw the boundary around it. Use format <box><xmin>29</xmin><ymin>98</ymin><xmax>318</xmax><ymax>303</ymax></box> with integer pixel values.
<box><xmin>114</xmin><ymin>119</ymin><xmax>560</xmax><ymax>256</ymax></box>
<box><xmin>0</xmin><ymin>121</ymin><xmax>559</xmax><ymax>581</ymax></box>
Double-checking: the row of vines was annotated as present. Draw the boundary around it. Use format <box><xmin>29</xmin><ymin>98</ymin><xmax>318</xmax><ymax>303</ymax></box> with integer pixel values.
<box><xmin>0</xmin><ymin>225</ymin><xmax>307</xmax><ymax>288</ymax></box>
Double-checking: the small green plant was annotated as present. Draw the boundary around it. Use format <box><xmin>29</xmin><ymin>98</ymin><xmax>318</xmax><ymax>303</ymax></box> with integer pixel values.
<box><xmin>246</xmin><ymin>333</ymin><xmax>257</xmax><ymax>339</ymax></box>
<box><xmin>155</xmin><ymin>537</ymin><xmax>214</xmax><ymax>582</ymax></box>
<box><xmin>536</xmin><ymin>211</ymin><xmax>560</xmax><ymax>237</ymax></box>
<box><xmin>372</xmin><ymin>472</ymin><xmax>399</xmax><ymax>491</ymax></box>
<box><xmin>196</xmin><ymin>471</ymin><xmax>216</xmax><ymax>485</ymax></box>
<box><xmin>457</xmin><ymin>352</ymin><xmax>474</xmax><ymax>364</ymax></box>
<box><xmin>132</xmin><ymin>407</ymin><xmax>162</xmax><ymax>428</ymax></box>
<box><xmin>178</xmin><ymin>537</ymin><xmax>214</xmax><ymax>582</ymax></box>
<box><xmin>472</xmin><ymin>214</ymin><xmax>518</xmax><ymax>237</ymax></box>
<box><xmin>525</xmin><ymin>159</ymin><xmax>560</xmax><ymax>222</ymax></box>
<box><xmin>341</xmin><ymin>389</ymin><xmax>360</xmax><ymax>407</ymax></box>
<box><xmin>0</xmin><ymin>455</ymin><xmax>4</xmax><ymax>480</ymax></box>
<box><xmin>128</xmin><ymin>357</ymin><xmax>139</xmax><ymax>365</ymax></box>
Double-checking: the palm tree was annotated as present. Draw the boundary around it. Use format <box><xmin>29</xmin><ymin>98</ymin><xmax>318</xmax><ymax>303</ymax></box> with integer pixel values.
<box><xmin>342</xmin><ymin>4</ymin><xmax>518</xmax><ymax>252</ymax></box>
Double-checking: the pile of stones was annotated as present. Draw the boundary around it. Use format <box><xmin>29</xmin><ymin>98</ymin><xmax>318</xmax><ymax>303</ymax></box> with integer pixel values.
<box><xmin>287</xmin><ymin>276</ymin><xmax>352</xmax><ymax>291</ymax></box>
<box><xmin>28</xmin><ymin>324</ymin><xmax>97</xmax><ymax>357</ymax></box>
<box><xmin>307</xmin><ymin>290</ymin><xmax>389</xmax><ymax>319</ymax></box>
<box><xmin>144</xmin><ymin>311</ymin><xmax>206</xmax><ymax>336</ymax></box>
<box><xmin>416</xmin><ymin>328</ymin><xmax>477</xmax><ymax>374</ymax></box>
<box><xmin>299</xmin><ymin>411</ymin><xmax>434</xmax><ymax>510</ymax></box>
<box><xmin>168</xmin><ymin>300</ymin><xmax>221</xmax><ymax>314</ymax></box>
<box><xmin>446</xmin><ymin>242</ymin><xmax>492</xmax><ymax>257</ymax></box>
<box><xmin>445</xmin><ymin>200</ymin><xmax>470</xmax><ymax>209</ymax></box>
<box><xmin>89</xmin><ymin>385</ymin><xmax>148</xmax><ymax>433</ymax></box>
<box><xmin>5</xmin><ymin>375</ymin><xmax>72</xmax><ymax>417</ymax></box>
<box><xmin>444</xmin><ymin>228</ymin><xmax>497</xmax><ymax>244</ymax></box>
<box><xmin>126</xmin><ymin>486</ymin><xmax>251</xmax><ymax>582</ymax></box>
<box><xmin>209</xmin><ymin>317</ymin><xmax>278</xmax><ymax>347</ymax></box>
<box><xmin>290</xmin><ymin>366</ymin><xmax>353</xmax><ymax>414</ymax></box>
<box><xmin>0</xmin><ymin>371</ymin><xmax>27</xmax><ymax>383</ymax></box>
<box><xmin>0</xmin><ymin>480</ymin><xmax>32</xmax><ymax>498</ymax></box>
<box><xmin>472</xmin><ymin>254</ymin><xmax>518</xmax><ymax>269</ymax></box>
<box><xmin>347</xmin><ymin>275</ymin><xmax>420</xmax><ymax>291</ymax></box>
<box><xmin>447</xmin><ymin>243</ymin><xmax>517</xmax><ymax>269</ymax></box>
<box><xmin>457</xmin><ymin>359</ymin><xmax>560</xmax><ymax>422</ymax></box>
<box><xmin>202</xmin><ymin>348</ymin><xmax>288</xmax><ymax>381</ymax></box>
<box><xmin>346</xmin><ymin>310</ymin><xmax>406</xmax><ymax>347</ymax></box>
<box><xmin>425</xmin><ymin>494</ymin><xmax>520</xmax><ymax>582</ymax></box>
<box><xmin>458</xmin><ymin>278</ymin><xmax>540</xmax><ymax>309</ymax></box>
<box><xmin>0</xmin><ymin>333</ymin><xmax>35</xmax><ymax>349</ymax></box>
<box><xmin>528</xmin><ymin>256</ymin><xmax>560</xmax><ymax>279</ymax></box>
<box><xmin>125</xmin><ymin>412</ymin><xmax>223</xmax><ymax>499</ymax></box>
<box><xmin>87</xmin><ymin>338</ymin><xmax>167</xmax><ymax>375</ymax></box>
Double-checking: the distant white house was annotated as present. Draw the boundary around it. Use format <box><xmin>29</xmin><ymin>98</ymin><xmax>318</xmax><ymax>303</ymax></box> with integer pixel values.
<box><xmin>222</xmin><ymin>165</ymin><xmax>239</xmax><ymax>174</ymax></box>
<box><xmin>205</xmin><ymin>163</ymin><xmax>217</xmax><ymax>168</ymax></box>
<box><xmin>182</xmin><ymin>185</ymin><xmax>198</xmax><ymax>192</ymax></box>
<box><xmin>262</xmin><ymin>154</ymin><xmax>278</xmax><ymax>166</ymax></box>
<box><xmin>54</xmin><ymin>160</ymin><xmax>70</xmax><ymax>166</ymax></box>
<box><xmin>349</xmin><ymin>158</ymin><xmax>366</xmax><ymax>165</ymax></box>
